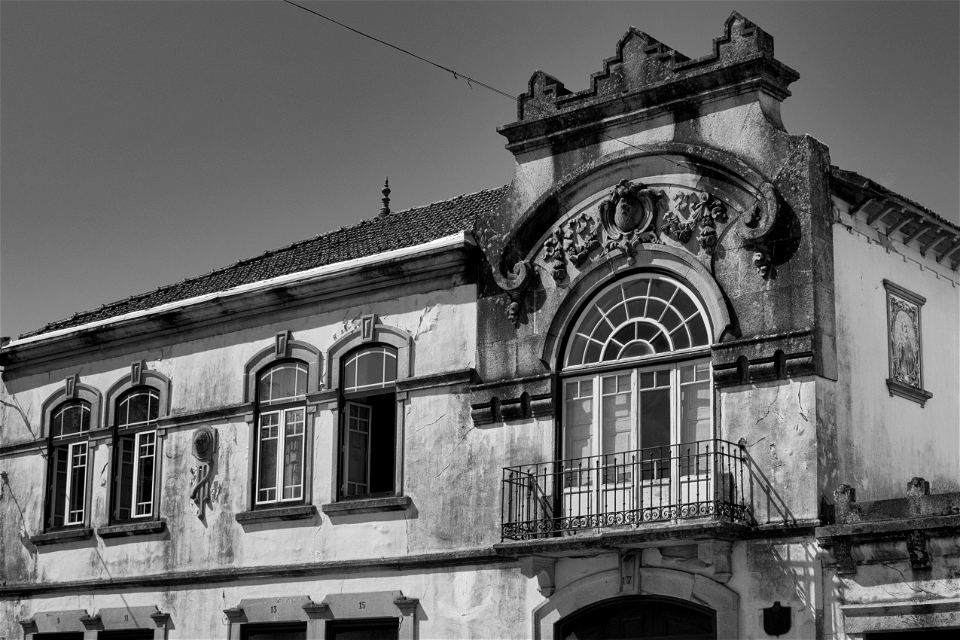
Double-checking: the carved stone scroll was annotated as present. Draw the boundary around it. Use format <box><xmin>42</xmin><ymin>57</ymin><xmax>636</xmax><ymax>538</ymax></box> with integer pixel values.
<box><xmin>190</xmin><ymin>425</ymin><xmax>217</xmax><ymax>519</ymax></box>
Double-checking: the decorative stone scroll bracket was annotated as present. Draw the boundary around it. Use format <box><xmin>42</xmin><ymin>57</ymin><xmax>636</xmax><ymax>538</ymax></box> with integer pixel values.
<box><xmin>738</xmin><ymin>182</ymin><xmax>782</xmax><ymax>280</ymax></box>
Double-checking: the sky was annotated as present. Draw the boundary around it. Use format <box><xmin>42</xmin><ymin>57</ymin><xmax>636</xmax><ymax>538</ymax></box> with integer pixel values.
<box><xmin>2</xmin><ymin>1</ymin><xmax>958</xmax><ymax>340</ymax></box>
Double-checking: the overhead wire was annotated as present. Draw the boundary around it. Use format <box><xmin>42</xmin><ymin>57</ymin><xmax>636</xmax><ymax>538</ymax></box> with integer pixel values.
<box><xmin>279</xmin><ymin>0</ymin><xmax>689</xmax><ymax>170</ymax></box>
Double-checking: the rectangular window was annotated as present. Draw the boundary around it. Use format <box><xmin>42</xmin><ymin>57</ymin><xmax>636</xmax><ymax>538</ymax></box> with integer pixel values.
<box><xmin>256</xmin><ymin>408</ymin><xmax>305</xmax><ymax>505</ymax></box>
<box><xmin>114</xmin><ymin>430</ymin><xmax>156</xmax><ymax>520</ymax></box>
<box><xmin>345</xmin><ymin>402</ymin><xmax>372</xmax><ymax>496</ymax></box>
<box><xmin>339</xmin><ymin>392</ymin><xmax>397</xmax><ymax>499</ymax></box>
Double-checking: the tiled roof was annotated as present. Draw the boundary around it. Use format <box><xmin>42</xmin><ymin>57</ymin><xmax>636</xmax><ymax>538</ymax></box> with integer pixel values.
<box><xmin>20</xmin><ymin>186</ymin><xmax>509</xmax><ymax>339</ymax></box>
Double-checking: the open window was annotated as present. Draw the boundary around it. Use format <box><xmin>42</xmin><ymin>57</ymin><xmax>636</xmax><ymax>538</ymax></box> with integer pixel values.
<box><xmin>254</xmin><ymin>361</ymin><xmax>308</xmax><ymax>506</ymax></box>
<box><xmin>46</xmin><ymin>400</ymin><xmax>92</xmax><ymax>529</ymax></box>
<box><xmin>111</xmin><ymin>388</ymin><xmax>160</xmax><ymax>521</ymax></box>
<box><xmin>339</xmin><ymin>345</ymin><xmax>398</xmax><ymax>499</ymax></box>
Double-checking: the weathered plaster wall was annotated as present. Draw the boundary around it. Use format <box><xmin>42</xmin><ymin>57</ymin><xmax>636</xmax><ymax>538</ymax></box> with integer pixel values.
<box><xmin>0</xmin><ymin>283</ymin><xmax>507</xmax><ymax>588</ymax></box>
<box><xmin>832</xmin><ymin>226</ymin><xmax>960</xmax><ymax>500</ymax></box>
<box><xmin>2</xmin><ymin>564</ymin><xmax>539</xmax><ymax>639</ymax></box>
<box><xmin>822</xmin><ymin>558</ymin><xmax>960</xmax><ymax>638</ymax></box>
<box><xmin>720</xmin><ymin>378</ymin><xmax>820</xmax><ymax>523</ymax></box>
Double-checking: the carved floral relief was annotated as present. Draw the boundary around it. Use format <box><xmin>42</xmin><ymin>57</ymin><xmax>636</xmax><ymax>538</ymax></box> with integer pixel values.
<box><xmin>537</xmin><ymin>180</ymin><xmax>731</xmax><ymax>284</ymax></box>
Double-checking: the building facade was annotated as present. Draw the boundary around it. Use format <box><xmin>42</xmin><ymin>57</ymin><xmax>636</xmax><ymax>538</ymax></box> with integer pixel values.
<box><xmin>2</xmin><ymin>13</ymin><xmax>959</xmax><ymax>640</ymax></box>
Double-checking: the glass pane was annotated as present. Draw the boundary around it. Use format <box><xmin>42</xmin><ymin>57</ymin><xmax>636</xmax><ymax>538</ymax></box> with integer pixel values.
<box><xmin>277</xmin><ymin>366</ymin><xmax>298</xmax><ymax>400</ymax></box>
<box><xmin>600</xmin><ymin>376</ymin><xmax>633</xmax><ymax>464</ymax></box>
<box><xmin>564</xmin><ymin>390</ymin><xmax>593</xmax><ymax>460</ymax></box>
<box><xmin>383</xmin><ymin>351</ymin><xmax>397</xmax><ymax>383</ymax></box>
<box><xmin>53</xmin><ymin>403</ymin><xmax>89</xmax><ymax>438</ymax></box>
<box><xmin>346</xmin><ymin>404</ymin><xmax>371</xmax><ymax>495</ymax></box>
<box><xmin>259</xmin><ymin>370</ymin><xmax>273</xmax><ymax>403</ymax></box>
<box><xmin>118</xmin><ymin>390</ymin><xmax>158</xmax><ymax>427</ymax></box>
<box><xmin>53</xmin><ymin>447</ymin><xmax>68</xmax><ymax>527</ymax></box>
<box><xmin>282</xmin><ymin>410</ymin><xmax>304</xmax><ymax>500</ymax></box>
<box><xmin>357</xmin><ymin>350</ymin><xmax>385</xmax><ymax>388</ymax></box>
<box><xmin>639</xmin><ymin>387</ymin><xmax>670</xmax><ymax>480</ymax></box>
<box><xmin>344</xmin><ymin>356</ymin><xmax>357</xmax><ymax>390</ymax></box>
<box><xmin>68</xmin><ymin>442</ymin><xmax>87</xmax><ymax>524</ymax></box>
<box><xmin>681</xmin><ymin>364</ymin><xmax>695</xmax><ymax>383</ymax></box>
<box><xmin>680</xmin><ymin>380</ymin><xmax>711</xmax><ymax>444</ymax></box>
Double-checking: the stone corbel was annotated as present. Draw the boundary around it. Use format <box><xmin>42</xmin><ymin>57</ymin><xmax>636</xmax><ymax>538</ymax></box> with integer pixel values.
<box><xmin>79</xmin><ymin>613</ymin><xmax>101</xmax><ymax>630</ymax></box>
<box><xmin>699</xmin><ymin>541</ymin><xmax>734</xmax><ymax>583</ymax></box>
<box><xmin>302</xmin><ymin>601</ymin><xmax>330</xmax><ymax>619</ymax></box>
<box><xmin>519</xmin><ymin>556</ymin><xmax>557</xmax><ymax>596</ymax></box>
<box><xmin>223</xmin><ymin>607</ymin><xmax>245</xmax><ymax>623</ymax></box>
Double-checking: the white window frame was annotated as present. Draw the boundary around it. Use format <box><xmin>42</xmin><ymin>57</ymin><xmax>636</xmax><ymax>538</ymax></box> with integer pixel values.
<box><xmin>63</xmin><ymin>440</ymin><xmax>89</xmax><ymax>526</ymax></box>
<box><xmin>130</xmin><ymin>430</ymin><xmax>157</xmax><ymax>518</ymax></box>
<box><xmin>343</xmin><ymin>400</ymin><xmax>373</xmax><ymax>496</ymax></box>
<box><xmin>255</xmin><ymin>406</ymin><xmax>306</xmax><ymax>506</ymax></box>
<box><xmin>561</xmin><ymin>358</ymin><xmax>713</xmax><ymax>507</ymax></box>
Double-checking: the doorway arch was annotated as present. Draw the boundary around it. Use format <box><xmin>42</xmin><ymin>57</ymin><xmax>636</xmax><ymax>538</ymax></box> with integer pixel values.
<box><xmin>556</xmin><ymin>595</ymin><xmax>716</xmax><ymax>640</ymax></box>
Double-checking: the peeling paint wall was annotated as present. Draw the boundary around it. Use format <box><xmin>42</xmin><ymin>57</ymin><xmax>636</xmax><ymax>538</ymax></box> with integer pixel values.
<box><xmin>832</xmin><ymin>226</ymin><xmax>960</xmax><ymax>501</ymax></box>
<box><xmin>0</xmin><ymin>283</ymin><xmax>495</xmax><ymax>590</ymax></box>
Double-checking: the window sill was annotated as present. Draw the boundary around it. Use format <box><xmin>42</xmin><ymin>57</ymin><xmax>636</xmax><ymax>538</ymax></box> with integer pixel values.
<box><xmin>236</xmin><ymin>504</ymin><xmax>318</xmax><ymax>524</ymax></box>
<box><xmin>322</xmin><ymin>495</ymin><xmax>411</xmax><ymax>515</ymax></box>
<box><xmin>29</xmin><ymin>527</ymin><xmax>93</xmax><ymax>546</ymax></box>
<box><xmin>98</xmin><ymin>519</ymin><xmax>166</xmax><ymax>538</ymax></box>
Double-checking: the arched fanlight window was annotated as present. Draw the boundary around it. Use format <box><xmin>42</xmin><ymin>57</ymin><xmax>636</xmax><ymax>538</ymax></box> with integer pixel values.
<box><xmin>565</xmin><ymin>276</ymin><xmax>710</xmax><ymax>369</ymax></box>
<box><xmin>116</xmin><ymin>388</ymin><xmax>160</xmax><ymax>428</ymax></box>
<box><xmin>342</xmin><ymin>346</ymin><xmax>397</xmax><ymax>394</ymax></box>
<box><xmin>259</xmin><ymin>361</ymin><xmax>309</xmax><ymax>405</ymax></box>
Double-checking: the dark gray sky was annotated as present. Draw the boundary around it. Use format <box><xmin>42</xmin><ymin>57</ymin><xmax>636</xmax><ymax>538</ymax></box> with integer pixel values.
<box><xmin>2</xmin><ymin>1</ymin><xmax>958</xmax><ymax>339</ymax></box>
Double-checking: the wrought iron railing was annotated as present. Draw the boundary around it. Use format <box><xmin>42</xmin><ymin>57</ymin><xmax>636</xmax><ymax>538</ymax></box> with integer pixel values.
<box><xmin>501</xmin><ymin>439</ymin><xmax>750</xmax><ymax>541</ymax></box>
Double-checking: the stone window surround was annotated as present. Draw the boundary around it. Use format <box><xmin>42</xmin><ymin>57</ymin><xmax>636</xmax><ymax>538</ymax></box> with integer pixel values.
<box><xmin>240</xmin><ymin>334</ymin><xmax>323</xmax><ymax>516</ymax></box>
<box><xmin>100</xmin><ymin>364</ymin><xmax>172</xmax><ymax>534</ymax></box>
<box><xmin>320</xmin><ymin>316</ymin><xmax>414</xmax><ymax>508</ymax></box>
<box><xmin>34</xmin><ymin>377</ymin><xmax>102</xmax><ymax>539</ymax></box>
<box><xmin>224</xmin><ymin>591</ymin><xmax>418</xmax><ymax>640</ymax></box>
<box><xmin>18</xmin><ymin>605</ymin><xmax>170</xmax><ymax>640</ymax></box>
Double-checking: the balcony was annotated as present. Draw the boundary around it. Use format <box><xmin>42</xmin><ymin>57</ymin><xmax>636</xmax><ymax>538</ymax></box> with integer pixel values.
<box><xmin>501</xmin><ymin>439</ymin><xmax>750</xmax><ymax>541</ymax></box>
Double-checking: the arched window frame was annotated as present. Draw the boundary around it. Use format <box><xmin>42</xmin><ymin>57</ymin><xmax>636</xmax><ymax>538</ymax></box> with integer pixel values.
<box><xmin>243</xmin><ymin>335</ymin><xmax>322</xmax><ymax>511</ymax></box>
<box><xmin>104</xmin><ymin>365</ymin><xmax>171</xmax><ymax>524</ymax></box>
<box><xmin>557</xmin><ymin>271</ymin><xmax>716</xmax><ymax>493</ymax></box>
<box><xmin>325</xmin><ymin>316</ymin><xmax>412</xmax><ymax>502</ymax></box>
<box><xmin>41</xmin><ymin>380</ymin><xmax>101</xmax><ymax>531</ymax></box>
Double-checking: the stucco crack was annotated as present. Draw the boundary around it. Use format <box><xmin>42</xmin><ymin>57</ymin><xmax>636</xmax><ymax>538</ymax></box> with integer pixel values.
<box><xmin>412</xmin><ymin>413</ymin><xmax>446</xmax><ymax>435</ymax></box>
<box><xmin>1</xmin><ymin>397</ymin><xmax>38</xmax><ymax>440</ymax></box>
<box><xmin>435</xmin><ymin>425</ymin><xmax>476</xmax><ymax>478</ymax></box>
<box><xmin>755</xmin><ymin>384</ymin><xmax>782</xmax><ymax>427</ymax></box>
<box><xmin>797</xmin><ymin>382</ymin><xmax>809</xmax><ymax>422</ymax></box>
<box><xmin>877</xmin><ymin>561</ymin><xmax>939</xmax><ymax>597</ymax></box>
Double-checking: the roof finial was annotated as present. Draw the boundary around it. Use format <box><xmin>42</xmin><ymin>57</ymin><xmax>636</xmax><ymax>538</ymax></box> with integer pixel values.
<box><xmin>379</xmin><ymin>177</ymin><xmax>391</xmax><ymax>216</ymax></box>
